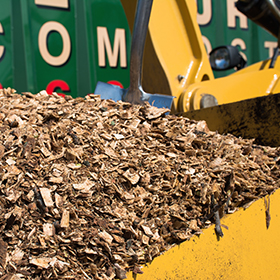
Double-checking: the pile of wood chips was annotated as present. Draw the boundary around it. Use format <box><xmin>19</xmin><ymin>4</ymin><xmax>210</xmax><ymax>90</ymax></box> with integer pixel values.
<box><xmin>0</xmin><ymin>88</ymin><xmax>280</xmax><ymax>279</ymax></box>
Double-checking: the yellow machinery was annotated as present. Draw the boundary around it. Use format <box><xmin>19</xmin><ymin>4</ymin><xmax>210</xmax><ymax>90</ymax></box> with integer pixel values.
<box><xmin>147</xmin><ymin>0</ymin><xmax>280</xmax><ymax>113</ymax></box>
<box><xmin>116</xmin><ymin>0</ymin><xmax>280</xmax><ymax>278</ymax></box>
<box><xmin>121</xmin><ymin>0</ymin><xmax>280</xmax><ymax>147</ymax></box>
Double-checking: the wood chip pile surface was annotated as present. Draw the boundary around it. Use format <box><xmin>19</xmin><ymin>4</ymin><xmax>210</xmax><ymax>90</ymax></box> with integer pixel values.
<box><xmin>0</xmin><ymin>88</ymin><xmax>280</xmax><ymax>279</ymax></box>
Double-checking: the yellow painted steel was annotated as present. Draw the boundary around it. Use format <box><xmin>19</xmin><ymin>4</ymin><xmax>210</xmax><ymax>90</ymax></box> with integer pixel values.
<box><xmin>127</xmin><ymin>188</ymin><xmax>280</xmax><ymax>279</ymax></box>
<box><xmin>148</xmin><ymin>0</ymin><xmax>214</xmax><ymax>111</ymax></box>
<box><xmin>178</xmin><ymin>55</ymin><xmax>280</xmax><ymax>112</ymax></box>
<box><xmin>180</xmin><ymin>66</ymin><xmax>280</xmax><ymax>111</ymax></box>
<box><xmin>230</xmin><ymin>55</ymin><xmax>280</xmax><ymax>95</ymax></box>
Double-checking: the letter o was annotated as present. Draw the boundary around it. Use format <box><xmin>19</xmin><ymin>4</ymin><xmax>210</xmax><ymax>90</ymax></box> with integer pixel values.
<box><xmin>38</xmin><ymin>21</ymin><xmax>71</xmax><ymax>66</ymax></box>
<box><xmin>202</xmin><ymin>35</ymin><xmax>212</xmax><ymax>54</ymax></box>
<box><xmin>0</xmin><ymin>23</ymin><xmax>5</xmax><ymax>60</ymax></box>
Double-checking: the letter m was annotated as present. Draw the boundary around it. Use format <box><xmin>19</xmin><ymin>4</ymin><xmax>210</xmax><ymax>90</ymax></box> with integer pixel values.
<box><xmin>97</xmin><ymin>27</ymin><xmax>127</xmax><ymax>68</ymax></box>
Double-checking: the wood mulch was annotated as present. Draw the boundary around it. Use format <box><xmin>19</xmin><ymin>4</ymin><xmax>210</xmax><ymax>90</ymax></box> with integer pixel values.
<box><xmin>0</xmin><ymin>88</ymin><xmax>279</xmax><ymax>279</ymax></box>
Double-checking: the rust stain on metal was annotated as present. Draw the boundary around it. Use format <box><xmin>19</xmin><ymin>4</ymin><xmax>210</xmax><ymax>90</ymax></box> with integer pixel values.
<box><xmin>264</xmin><ymin>196</ymin><xmax>271</xmax><ymax>229</ymax></box>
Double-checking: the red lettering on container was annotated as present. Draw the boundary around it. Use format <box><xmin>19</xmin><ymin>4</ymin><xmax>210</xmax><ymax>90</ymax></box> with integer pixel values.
<box><xmin>46</xmin><ymin>80</ymin><xmax>70</xmax><ymax>97</ymax></box>
<box><xmin>107</xmin><ymin>80</ymin><xmax>124</xmax><ymax>88</ymax></box>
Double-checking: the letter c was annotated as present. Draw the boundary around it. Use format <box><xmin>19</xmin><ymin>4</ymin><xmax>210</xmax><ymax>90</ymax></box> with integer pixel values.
<box><xmin>46</xmin><ymin>80</ymin><xmax>70</xmax><ymax>96</ymax></box>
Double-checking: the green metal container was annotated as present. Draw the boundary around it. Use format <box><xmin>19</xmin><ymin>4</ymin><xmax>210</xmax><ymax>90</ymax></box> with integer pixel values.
<box><xmin>0</xmin><ymin>0</ymin><xmax>131</xmax><ymax>96</ymax></box>
<box><xmin>0</xmin><ymin>0</ymin><xmax>276</xmax><ymax>96</ymax></box>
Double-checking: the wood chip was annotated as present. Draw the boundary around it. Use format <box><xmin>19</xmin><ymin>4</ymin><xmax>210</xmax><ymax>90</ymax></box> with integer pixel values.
<box><xmin>0</xmin><ymin>239</ymin><xmax>7</xmax><ymax>269</ymax></box>
<box><xmin>39</xmin><ymin>188</ymin><xmax>54</xmax><ymax>207</ymax></box>
<box><xmin>40</xmin><ymin>146</ymin><xmax>51</xmax><ymax>157</ymax></box>
<box><xmin>55</xmin><ymin>193</ymin><xmax>63</xmax><ymax>208</ymax></box>
<box><xmin>73</xmin><ymin>179</ymin><xmax>94</xmax><ymax>193</ymax></box>
<box><xmin>11</xmin><ymin>248</ymin><xmax>25</xmax><ymax>263</ymax></box>
<box><xmin>6</xmin><ymin>158</ymin><xmax>16</xmax><ymax>165</ymax></box>
<box><xmin>141</xmin><ymin>225</ymin><xmax>153</xmax><ymax>237</ymax></box>
<box><xmin>60</xmin><ymin>209</ymin><xmax>70</xmax><ymax>228</ymax></box>
<box><xmin>114</xmin><ymin>134</ymin><xmax>125</xmax><ymax>140</ymax></box>
<box><xmin>43</xmin><ymin>223</ymin><xmax>55</xmax><ymax>236</ymax></box>
<box><xmin>99</xmin><ymin>231</ymin><xmax>113</xmax><ymax>244</ymax></box>
<box><xmin>30</xmin><ymin>257</ymin><xmax>52</xmax><ymax>269</ymax></box>
<box><xmin>123</xmin><ymin>169</ymin><xmax>140</xmax><ymax>185</ymax></box>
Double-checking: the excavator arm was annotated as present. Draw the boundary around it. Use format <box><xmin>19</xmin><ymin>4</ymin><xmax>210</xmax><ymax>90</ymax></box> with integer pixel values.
<box><xmin>147</xmin><ymin>0</ymin><xmax>280</xmax><ymax>110</ymax></box>
<box><xmin>148</xmin><ymin>0</ymin><xmax>215</xmax><ymax>112</ymax></box>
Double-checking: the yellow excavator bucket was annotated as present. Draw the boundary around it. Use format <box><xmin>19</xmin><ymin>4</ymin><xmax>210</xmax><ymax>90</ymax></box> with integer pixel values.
<box><xmin>127</xmin><ymin>190</ymin><xmax>280</xmax><ymax>279</ymax></box>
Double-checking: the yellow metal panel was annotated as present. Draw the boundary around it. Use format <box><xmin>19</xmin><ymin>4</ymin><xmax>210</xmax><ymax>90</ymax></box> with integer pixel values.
<box><xmin>149</xmin><ymin>0</ymin><xmax>214</xmax><ymax>110</ymax></box>
<box><xmin>228</xmin><ymin>56</ymin><xmax>280</xmax><ymax>97</ymax></box>
<box><xmin>127</xmin><ymin>189</ymin><xmax>280</xmax><ymax>279</ymax></box>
